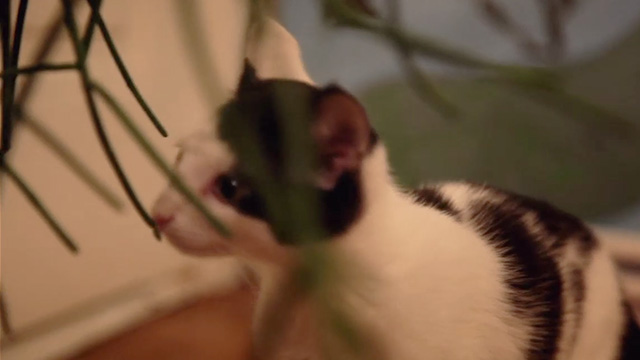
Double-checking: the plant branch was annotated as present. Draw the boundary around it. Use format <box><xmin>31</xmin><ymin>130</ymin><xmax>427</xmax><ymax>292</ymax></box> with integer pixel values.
<box><xmin>172</xmin><ymin>0</ymin><xmax>225</xmax><ymax>106</ymax></box>
<box><xmin>1</xmin><ymin>62</ymin><xmax>77</xmax><ymax>77</ymax></box>
<box><xmin>17</xmin><ymin>109</ymin><xmax>123</xmax><ymax>210</ymax></box>
<box><xmin>323</xmin><ymin>0</ymin><xmax>557</xmax><ymax>89</ymax></box>
<box><xmin>1</xmin><ymin>159</ymin><xmax>79</xmax><ymax>253</ymax></box>
<box><xmin>14</xmin><ymin>0</ymin><xmax>79</xmax><ymax>107</ymax></box>
<box><xmin>539</xmin><ymin>0</ymin><xmax>564</xmax><ymax>60</ymax></box>
<box><xmin>0</xmin><ymin>0</ymin><xmax>10</xmax><ymax>70</ymax></box>
<box><xmin>91</xmin><ymin>82</ymin><xmax>231</xmax><ymax>237</ymax></box>
<box><xmin>510</xmin><ymin>83</ymin><xmax>639</xmax><ymax>139</ymax></box>
<box><xmin>86</xmin><ymin>0</ymin><xmax>168</xmax><ymax>137</ymax></box>
<box><xmin>476</xmin><ymin>0</ymin><xmax>546</xmax><ymax>59</ymax></box>
<box><xmin>385</xmin><ymin>0</ymin><xmax>458</xmax><ymax>119</ymax></box>
<box><xmin>398</xmin><ymin>54</ymin><xmax>458</xmax><ymax>118</ymax></box>
<box><xmin>81</xmin><ymin>0</ymin><xmax>102</xmax><ymax>51</ymax></box>
<box><xmin>61</xmin><ymin>0</ymin><xmax>160</xmax><ymax>239</ymax></box>
<box><xmin>0</xmin><ymin>288</ymin><xmax>13</xmax><ymax>337</ymax></box>
<box><xmin>11</xmin><ymin>0</ymin><xmax>28</xmax><ymax>66</ymax></box>
<box><xmin>1</xmin><ymin>0</ymin><xmax>29</xmax><ymax>153</ymax></box>
<box><xmin>1</xmin><ymin>0</ymin><xmax>12</xmax><ymax>153</ymax></box>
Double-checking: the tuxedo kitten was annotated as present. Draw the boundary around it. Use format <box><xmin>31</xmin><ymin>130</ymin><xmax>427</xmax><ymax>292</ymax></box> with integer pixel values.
<box><xmin>151</xmin><ymin>62</ymin><xmax>640</xmax><ymax>360</ymax></box>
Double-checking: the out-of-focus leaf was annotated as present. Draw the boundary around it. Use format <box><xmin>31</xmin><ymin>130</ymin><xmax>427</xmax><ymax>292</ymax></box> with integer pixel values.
<box><xmin>360</xmin><ymin>25</ymin><xmax>640</xmax><ymax>219</ymax></box>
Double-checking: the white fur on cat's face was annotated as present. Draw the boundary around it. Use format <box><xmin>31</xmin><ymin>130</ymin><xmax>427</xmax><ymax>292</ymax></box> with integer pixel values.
<box><xmin>151</xmin><ymin>130</ymin><xmax>292</xmax><ymax>262</ymax></box>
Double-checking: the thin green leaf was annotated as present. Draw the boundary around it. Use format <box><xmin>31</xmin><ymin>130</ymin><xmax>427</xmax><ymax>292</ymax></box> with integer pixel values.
<box><xmin>323</xmin><ymin>0</ymin><xmax>557</xmax><ymax>88</ymax></box>
<box><xmin>1</xmin><ymin>62</ymin><xmax>77</xmax><ymax>78</ymax></box>
<box><xmin>81</xmin><ymin>0</ymin><xmax>102</xmax><ymax>51</ymax></box>
<box><xmin>1</xmin><ymin>160</ymin><xmax>79</xmax><ymax>253</ymax></box>
<box><xmin>62</xmin><ymin>0</ymin><xmax>160</xmax><ymax>239</ymax></box>
<box><xmin>90</xmin><ymin>82</ymin><xmax>231</xmax><ymax>238</ymax></box>
<box><xmin>385</xmin><ymin>0</ymin><xmax>458</xmax><ymax>119</ymax></box>
<box><xmin>17</xmin><ymin>110</ymin><xmax>123</xmax><ymax>210</ymax></box>
<box><xmin>399</xmin><ymin>57</ymin><xmax>458</xmax><ymax>119</ymax></box>
<box><xmin>86</xmin><ymin>0</ymin><xmax>168</xmax><ymax>137</ymax></box>
<box><xmin>14</xmin><ymin>0</ymin><xmax>79</xmax><ymax>107</ymax></box>
<box><xmin>11</xmin><ymin>0</ymin><xmax>29</xmax><ymax>66</ymax></box>
<box><xmin>515</xmin><ymin>84</ymin><xmax>639</xmax><ymax>139</ymax></box>
<box><xmin>1</xmin><ymin>0</ymin><xmax>29</xmax><ymax>153</ymax></box>
<box><xmin>0</xmin><ymin>0</ymin><xmax>10</xmax><ymax>70</ymax></box>
<box><xmin>0</xmin><ymin>288</ymin><xmax>14</xmax><ymax>337</ymax></box>
<box><xmin>476</xmin><ymin>0</ymin><xmax>545</xmax><ymax>59</ymax></box>
<box><xmin>172</xmin><ymin>0</ymin><xmax>225</xmax><ymax>106</ymax></box>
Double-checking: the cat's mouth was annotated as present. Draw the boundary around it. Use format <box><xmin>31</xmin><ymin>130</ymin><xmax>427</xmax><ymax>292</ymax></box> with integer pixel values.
<box><xmin>162</xmin><ymin>229</ymin><xmax>232</xmax><ymax>257</ymax></box>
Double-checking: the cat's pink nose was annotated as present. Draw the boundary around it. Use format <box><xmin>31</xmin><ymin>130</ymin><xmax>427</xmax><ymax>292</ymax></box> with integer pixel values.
<box><xmin>153</xmin><ymin>215</ymin><xmax>174</xmax><ymax>231</ymax></box>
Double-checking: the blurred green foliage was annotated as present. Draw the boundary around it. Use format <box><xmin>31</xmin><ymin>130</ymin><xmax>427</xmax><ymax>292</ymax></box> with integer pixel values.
<box><xmin>362</xmin><ymin>25</ymin><xmax>640</xmax><ymax>219</ymax></box>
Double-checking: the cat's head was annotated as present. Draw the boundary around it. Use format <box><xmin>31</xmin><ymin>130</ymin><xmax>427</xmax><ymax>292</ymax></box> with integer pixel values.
<box><xmin>151</xmin><ymin>62</ymin><xmax>379</xmax><ymax>261</ymax></box>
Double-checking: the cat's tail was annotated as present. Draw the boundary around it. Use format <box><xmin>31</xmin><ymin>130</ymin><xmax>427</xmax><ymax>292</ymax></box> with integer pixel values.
<box><xmin>618</xmin><ymin>304</ymin><xmax>640</xmax><ymax>360</ymax></box>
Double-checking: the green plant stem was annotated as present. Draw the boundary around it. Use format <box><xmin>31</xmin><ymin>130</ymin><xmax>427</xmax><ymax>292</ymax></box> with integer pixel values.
<box><xmin>399</xmin><ymin>54</ymin><xmax>458</xmax><ymax>118</ymax></box>
<box><xmin>86</xmin><ymin>1</ymin><xmax>168</xmax><ymax>137</ymax></box>
<box><xmin>91</xmin><ymin>82</ymin><xmax>230</xmax><ymax>238</ymax></box>
<box><xmin>81</xmin><ymin>0</ymin><xmax>102</xmax><ymax>51</ymax></box>
<box><xmin>14</xmin><ymin>0</ymin><xmax>79</xmax><ymax>108</ymax></box>
<box><xmin>11</xmin><ymin>0</ymin><xmax>28</xmax><ymax>65</ymax></box>
<box><xmin>325</xmin><ymin>0</ymin><xmax>496</xmax><ymax>68</ymax></box>
<box><xmin>1</xmin><ymin>62</ymin><xmax>77</xmax><ymax>77</ymax></box>
<box><xmin>1</xmin><ymin>0</ymin><xmax>29</xmax><ymax>153</ymax></box>
<box><xmin>0</xmin><ymin>288</ymin><xmax>13</xmax><ymax>337</ymax></box>
<box><xmin>515</xmin><ymin>84</ymin><xmax>638</xmax><ymax>138</ymax></box>
<box><xmin>1</xmin><ymin>159</ymin><xmax>79</xmax><ymax>253</ymax></box>
<box><xmin>61</xmin><ymin>0</ymin><xmax>160</xmax><ymax>239</ymax></box>
<box><xmin>1</xmin><ymin>0</ymin><xmax>13</xmax><ymax>153</ymax></box>
<box><xmin>385</xmin><ymin>0</ymin><xmax>457</xmax><ymax>119</ymax></box>
<box><xmin>0</xmin><ymin>1</ymin><xmax>10</xmax><ymax>70</ymax></box>
<box><xmin>477</xmin><ymin>0</ymin><xmax>544</xmax><ymax>59</ymax></box>
<box><xmin>324</xmin><ymin>0</ymin><xmax>556</xmax><ymax>89</ymax></box>
<box><xmin>173</xmin><ymin>0</ymin><xmax>225</xmax><ymax>106</ymax></box>
<box><xmin>17</xmin><ymin>109</ymin><xmax>123</xmax><ymax>210</ymax></box>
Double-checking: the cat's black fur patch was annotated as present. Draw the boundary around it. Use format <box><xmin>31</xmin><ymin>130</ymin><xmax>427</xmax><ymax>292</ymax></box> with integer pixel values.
<box><xmin>219</xmin><ymin>76</ymin><xmax>375</xmax><ymax>243</ymax></box>
<box><xmin>480</xmin><ymin>186</ymin><xmax>597</xmax><ymax>342</ymax></box>
<box><xmin>469</xmin><ymin>198</ymin><xmax>563</xmax><ymax>360</ymax></box>
<box><xmin>506</xmin><ymin>193</ymin><xmax>597</xmax><ymax>254</ymax></box>
<box><xmin>463</xmin><ymin>183</ymin><xmax>597</xmax><ymax>252</ymax></box>
<box><xmin>619</xmin><ymin>304</ymin><xmax>640</xmax><ymax>360</ymax></box>
<box><xmin>224</xmin><ymin>169</ymin><xmax>363</xmax><ymax>242</ymax></box>
<box><xmin>411</xmin><ymin>186</ymin><xmax>461</xmax><ymax>220</ymax></box>
<box><xmin>467</xmin><ymin>184</ymin><xmax>602</xmax><ymax>360</ymax></box>
<box><xmin>321</xmin><ymin>171</ymin><xmax>363</xmax><ymax>235</ymax></box>
<box><xmin>569</xmin><ymin>266</ymin><xmax>587</xmax><ymax>343</ymax></box>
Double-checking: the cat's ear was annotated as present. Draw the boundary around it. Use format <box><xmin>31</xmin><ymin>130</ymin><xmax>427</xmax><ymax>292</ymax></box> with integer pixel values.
<box><xmin>313</xmin><ymin>86</ymin><xmax>372</xmax><ymax>190</ymax></box>
<box><xmin>238</xmin><ymin>59</ymin><xmax>259</xmax><ymax>93</ymax></box>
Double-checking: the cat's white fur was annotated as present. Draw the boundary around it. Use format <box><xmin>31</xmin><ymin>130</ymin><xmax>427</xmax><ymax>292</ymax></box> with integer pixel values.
<box><xmin>151</xmin><ymin>19</ymin><xmax>629</xmax><ymax>359</ymax></box>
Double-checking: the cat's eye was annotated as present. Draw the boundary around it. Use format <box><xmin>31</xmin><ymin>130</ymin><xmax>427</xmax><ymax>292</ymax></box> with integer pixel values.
<box><xmin>212</xmin><ymin>174</ymin><xmax>247</xmax><ymax>205</ymax></box>
<box><xmin>214</xmin><ymin>175</ymin><xmax>238</xmax><ymax>201</ymax></box>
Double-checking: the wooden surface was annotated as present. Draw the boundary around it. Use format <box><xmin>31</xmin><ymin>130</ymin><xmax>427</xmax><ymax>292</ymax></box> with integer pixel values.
<box><xmin>67</xmin><ymin>286</ymin><xmax>256</xmax><ymax>360</ymax></box>
<box><xmin>65</xmin><ymin>283</ymin><xmax>639</xmax><ymax>360</ymax></box>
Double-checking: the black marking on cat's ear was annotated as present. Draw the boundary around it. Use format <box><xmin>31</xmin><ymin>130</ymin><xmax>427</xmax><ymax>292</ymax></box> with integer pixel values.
<box><xmin>312</xmin><ymin>85</ymin><xmax>374</xmax><ymax>190</ymax></box>
<box><xmin>411</xmin><ymin>186</ymin><xmax>460</xmax><ymax>220</ymax></box>
<box><xmin>238</xmin><ymin>59</ymin><xmax>259</xmax><ymax>93</ymax></box>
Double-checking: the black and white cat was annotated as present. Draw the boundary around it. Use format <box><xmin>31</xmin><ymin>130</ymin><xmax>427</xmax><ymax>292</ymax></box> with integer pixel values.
<box><xmin>151</xmin><ymin>21</ymin><xmax>639</xmax><ymax>360</ymax></box>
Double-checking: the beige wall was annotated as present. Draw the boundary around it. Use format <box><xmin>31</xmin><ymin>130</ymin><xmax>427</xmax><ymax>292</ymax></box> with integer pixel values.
<box><xmin>2</xmin><ymin>0</ymin><xmax>247</xmax><ymax>330</ymax></box>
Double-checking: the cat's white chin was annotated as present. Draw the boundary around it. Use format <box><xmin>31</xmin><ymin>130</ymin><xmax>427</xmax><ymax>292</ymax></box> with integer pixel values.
<box><xmin>163</xmin><ymin>232</ymin><xmax>231</xmax><ymax>257</ymax></box>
